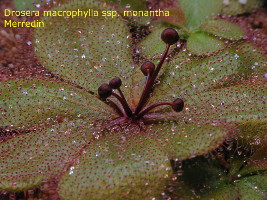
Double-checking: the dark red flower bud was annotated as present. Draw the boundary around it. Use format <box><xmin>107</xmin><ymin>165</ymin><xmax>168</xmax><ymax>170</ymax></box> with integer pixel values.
<box><xmin>161</xmin><ymin>28</ymin><xmax>179</xmax><ymax>45</ymax></box>
<box><xmin>109</xmin><ymin>77</ymin><xmax>122</xmax><ymax>89</ymax></box>
<box><xmin>172</xmin><ymin>98</ymin><xmax>184</xmax><ymax>112</ymax></box>
<box><xmin>140</xmin><ymin>61</ymin><xmax>155</xmax><ymax>76</ymax></box>
<box><xmin>98</xmin><ymin>83</ymin><xmax>112</xmax><ymax>99</ymax></box>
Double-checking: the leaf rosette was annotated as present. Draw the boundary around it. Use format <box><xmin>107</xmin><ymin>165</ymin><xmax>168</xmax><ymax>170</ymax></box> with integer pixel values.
<box><xmin>0</xmin><ymin>0</ymin><xmax>266</xmax><ymax>199</ymax></box>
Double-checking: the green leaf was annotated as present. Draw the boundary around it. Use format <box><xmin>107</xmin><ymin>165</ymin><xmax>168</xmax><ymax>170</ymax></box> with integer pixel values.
<box><xmin>13</xmin><ymin>0</ymin><xmax>37</xmax><ymax>11</ymax></box>
<box><xmin>105</xmin><ymin>0</ymin><xmax>147</xmax><ymax>12</ymax></box>
<box><xmin>58</xmin><ymin>118</ymin><xmax>229</xmax><ymax>199</ymax></box>
<box><xmin>236</xmin><ymin>122</ymin><xmax>266</xmax><ymax>149</ymax></box>
<box><xmin>34</xmin><ymin>0</ymin><xmax>134</xmax><ymax>91</ymax></box>
<box><xmin>0</xmin><ymin>79</ymin><xmax>113</xmax><ymax>128</ymax></box>
<box><xmin>187</xmin><ymin>32</ymin><xmax>225</xmax><ymax>55</ymax></box>
<box><xmin>144</xmin><ymin>122</ymin><xmax>229</xmax><ymax>160</ymax></box>
<box><xmin>105</xmin><ymin>0</ymin><xmax>151</xmax><ymax>25</ymax></box>
<box><xmin>221</xmin><ymin>0</ymin><xmax>264</xmax><ymax>16</ymax></box>
<box><xmin>236</xmin><ymin>42</ymin><xmax>267</xmax><ymax>79</ymax></box>
<box><xmin>149</xmin><ymin>42</ymin><xmax>266</xmax><ymax>104</ymax></box>
<box><xmin>178</xmin><ymin>0</ymin><xmax>223</xmax><ymax>29</ymax></box>
<box><xmin>0</xmin><ymin>120</ymin><xmax>99</xmax><ymax>191</ymax></box>
<box><xmin>58</xmin><ymin>129</ymin><xmax>171</xmax><ymax>200</ymax></box>
<box><xmin>237</xmin><ymin>174</ymin><xmax>267</xmax><ymax>200</ymax></box>
<box><xmin>151</xmin><ymin>81</ymin><xmax>266</xmax><ymax>128</ymax></box>
<box><xmin>200</xmin><ymin>20</ymin><xmax>245</xmax><ymax>40</ymax></box>
<box><xmin>185</xmin><ymin>83</ymin><xmax>267</xmax><ymax>123</ymax></box>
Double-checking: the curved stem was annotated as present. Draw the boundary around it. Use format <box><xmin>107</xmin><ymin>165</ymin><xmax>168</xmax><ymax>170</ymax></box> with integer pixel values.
<box><xmin>134</xmin><ymin>44</ymin><xmax>170</xmax><ymax>115</ymax></box>
<box><xmin>106</xmin><ymin>99</ymin><xmax>124</xmax><ymax>117</ymax></box>
<box><xmin>112</xmin><ymin>92</ymin><xmax>132</xmax><ymax>117</ymax></box>
<box><xmin>135</xmin><ymin>72</ymin><xmax>151</xmax><ymax>111</ymax></box>
<box><xmin>137</xmin><ymin>102</ymin><xmax>172</xmax><ymax>119</ymax></box>
<box><xmin>118</xmin><ymin>88</ymin><xmax>128</xmax><ymax>108</ymax></box>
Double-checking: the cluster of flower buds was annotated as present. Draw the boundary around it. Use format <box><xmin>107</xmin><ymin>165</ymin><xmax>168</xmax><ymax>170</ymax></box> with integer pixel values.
<box><xmin>98</xmin><ymin>28</ymin><xmax>184</xmax><ymax>119</ymax></box>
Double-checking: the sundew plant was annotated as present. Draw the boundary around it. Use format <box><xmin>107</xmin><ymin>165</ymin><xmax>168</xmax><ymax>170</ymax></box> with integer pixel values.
<box><xmin>0</xmin><ymin>0</ymin><xmax>267</xmax><ymax>199</ymax></box>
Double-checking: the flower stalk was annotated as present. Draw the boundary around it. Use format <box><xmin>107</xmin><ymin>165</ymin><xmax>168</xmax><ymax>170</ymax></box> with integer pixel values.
<box><xmin>98</xmin><ymin>28</ymin><xmax>184</xmax><ymax>120</ymax></box>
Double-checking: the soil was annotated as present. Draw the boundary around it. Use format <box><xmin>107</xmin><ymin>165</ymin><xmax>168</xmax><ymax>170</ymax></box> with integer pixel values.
<box><xmin>225</xmin><ymin>7</ymin><xmax>267</xmax><ymax>53</ymax></box>
<box><xmin>0</xmin><ymin>0</ymin><xmax>51</xmax><ymax>83</ymax></box>
<box><xmin>0</xmin><ymin>0</ymin><xmax>266</xmax><ymax>199</ymax></box>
